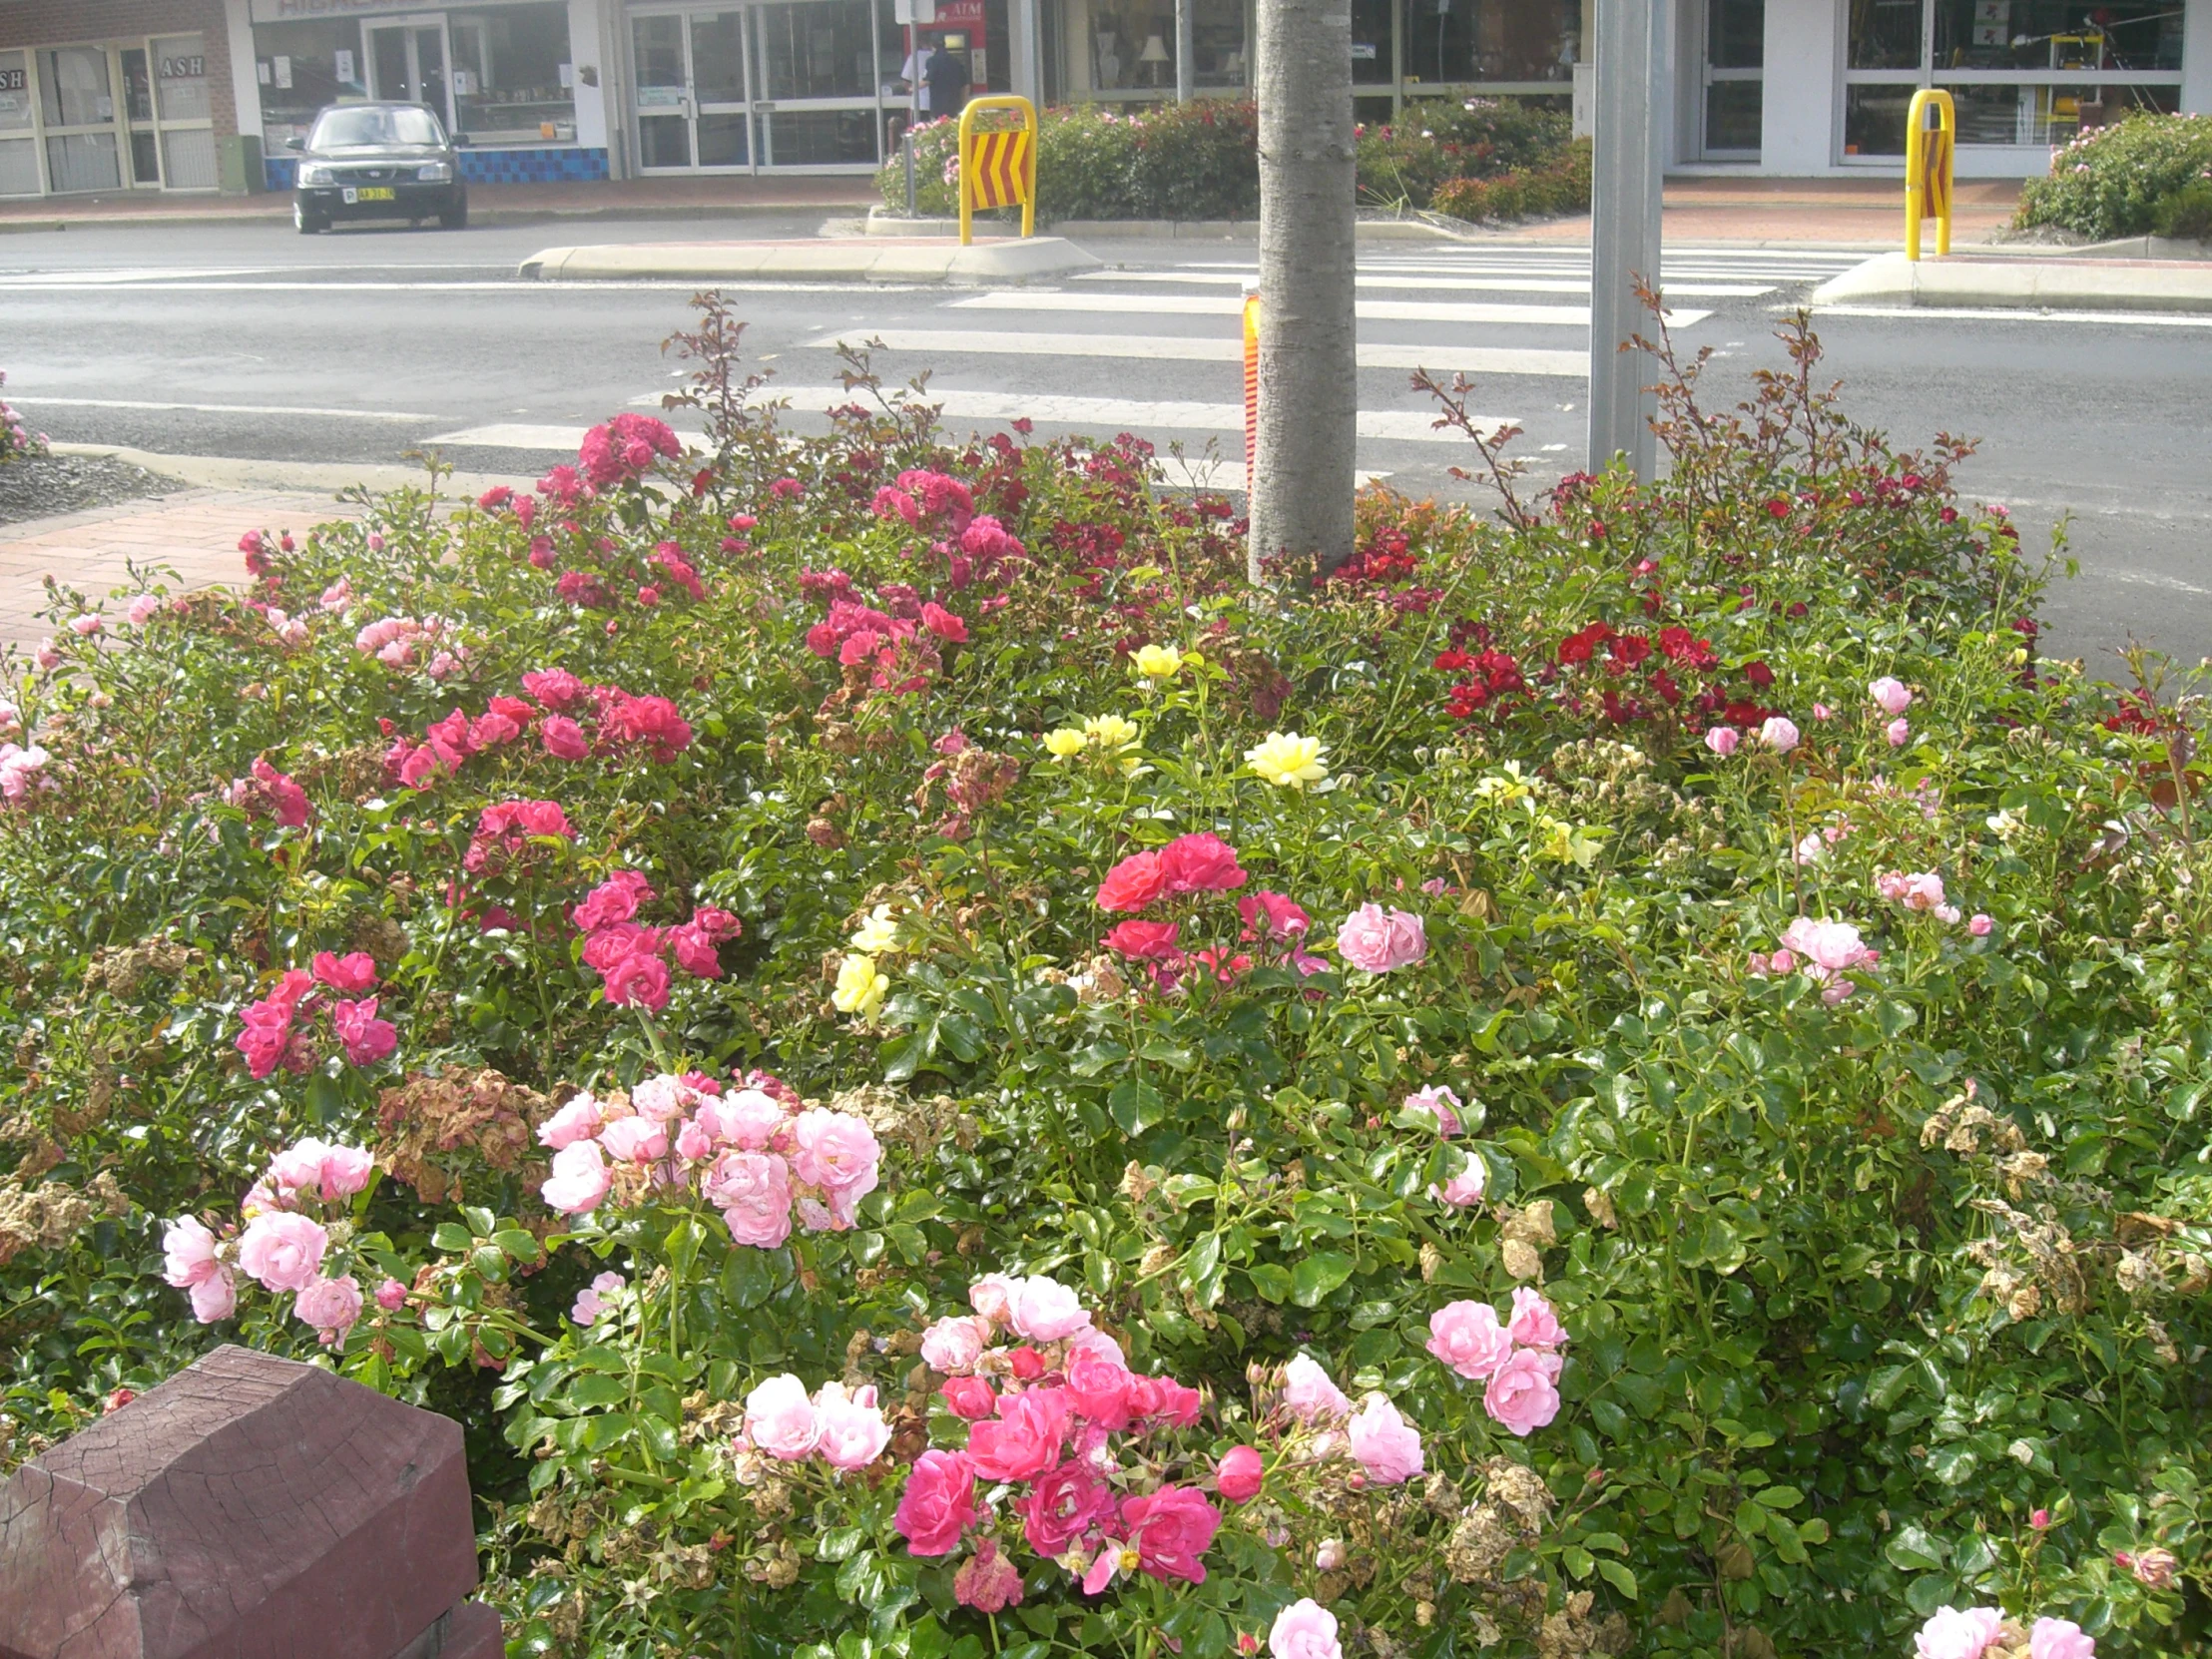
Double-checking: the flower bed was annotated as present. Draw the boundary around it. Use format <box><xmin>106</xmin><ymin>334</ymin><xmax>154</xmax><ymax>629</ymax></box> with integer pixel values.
<box><xmin>877</xmin><ymin>98</ymin><xmax>1571</xmax><ymax>223</ymax></box>
<box><xmin>2014</xmin><ymin>112</ymin><xmax>2212</xmax><ymax>242</ymax></box>
<box><xmin>0</xmin><ymin>314</ymin><xmax>2206</xmax><ymax>1659</ymax></box>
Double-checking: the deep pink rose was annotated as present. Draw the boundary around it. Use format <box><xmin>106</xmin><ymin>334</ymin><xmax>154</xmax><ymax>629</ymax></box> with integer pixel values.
<box><xmin>572</xmin><ymin>869</ymin><xmax>656</xmax><ymax>930</ymax></box>
<box><xmin>1103</xmin><ymin>919</ymin><xmax>1182</xmax><ymax>961</ymax></box>
<box><xmin>940</xmin><ymin>1376</ymin><xmax>998</xmax><ymax>1420</ymax></box>
<box><xmin>1016</xmin><ymin>1457</ymin><xmax>1115</xmax><ymax>1556</ymax></box>
<box><xmin>894</xmin><ymin>1449</ymin><xmax>978</xmax><ymax>1556</ymax></box>
<box><xmin>1215</xmin><ymin>1444</ymin><xmax>1264</xmax><ymax>1504</ymax></box>
<box><xmin>312</xmin><ymin>950</ymin><xmax>377</xmax><ymax>994</ymax></box>
<box><xmin>541</xmin><ymin>715</ymin><xmax>590</xmax><ymax>759</ymax></box>
<box><xmin>1158</xmin><ymin>831</ymin><xmax>1247</xmax><ymax>895</ymax></box>
<box><xmin>1095</xmin><ymin>849</ymin><xmax>1171</xmax><ymax>913</ymax></box>
<box><xmin>1064</xmin><ymin>1342</ymin><xmax>1135</xmax><ymax>1431</ymax></box>
<box><xmin>1337</xmin><ymin>903</ymin><xmax>1426</xmax><ymax>972</ymax></box>
<box><xmin>1482</xmin><ymin>1348</ymin><xmax>1564</xmax><ymax>1437</ymax></box>
<box><xmin>966</xmin><ymin>1386</ymin><xmax>1072</xmax><ymax>1482</ymax></box>
<box><xmin>602</xmin><ymin>952</ymin><xmax>672</xmax><ymax>1010</ymax></box>
<box><xmin>1121</xmin><ymin>1484</ymin><xmax>1222</xmax><ymax>1584</ymax></box>
<box><xmin>333</xmin><ymin>997</ymin><xmax>397</xmax><ymax>1067</ymax></box>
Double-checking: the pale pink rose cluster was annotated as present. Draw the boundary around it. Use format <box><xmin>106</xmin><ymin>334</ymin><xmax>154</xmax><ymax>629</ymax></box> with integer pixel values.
<box><xmin>1912</xmin><ymin>1606</ymin><xmax>2094</xmax><ymax>1659</ymax></box>
<box><xmin>1270</xmin><ymin>1599</ymin><xmax>1343</xmax><ymax>1659</ymax></box>
<box><xmin>1749</xmin><ymin>916</ymin><xmax>1881</xmax><ymax>1004</ymax></box>
<box><xmin>0</xmin><ymin>742</ymin><xmax>51</xmax><ymax>806</ymax></box>
<box><xmin>538</xmin><ymin>1072</ymin><xmax>881</xmax><ymax>1249</ymax></box>
<box><xmin>1274</xmin><ymin>1351</ymin><xmax>1425</xmax><ymax>1486</ymax></box>
<box><xmin>742</xmin><ymin>1373</ymin><xmax>892</xmax><ymax>1471</ymax></box>
<box><xmin>1336</xmin><ymin>903</ymin><xmax>1426</xmax><ymax>973</ymax></box>
<box><xmin>1402</xmin><ymin>1085</ymin><xmax>1488</xmax><ymax>1209</ymax></box>
<box><xmin>167</xmin><ymin>1134</ymin><xmax>379</xmax><ymax>1342</ymax></box>
<box><xmin>1878</xmin><ymin>869</ymin><xmax>1963</xmax><ymax>926</ymax></box>
<box><xmin>1425</xmin><ymin>1287</ymin><xmax>1568</xmax><ymax>1436</ymax></box>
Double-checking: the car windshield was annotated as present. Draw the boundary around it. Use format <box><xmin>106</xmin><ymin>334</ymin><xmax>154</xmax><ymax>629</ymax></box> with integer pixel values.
<box><xmin>310</xmin><ymin>107</ymin><xmax>445</xmax><ymax>149</ymax></box>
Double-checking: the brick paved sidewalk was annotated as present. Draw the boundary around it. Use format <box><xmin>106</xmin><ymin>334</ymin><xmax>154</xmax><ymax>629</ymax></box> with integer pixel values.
<box><xmin>0</xmin><ymin>489</ymin><xmax>347</xmax><ymax>651</ymax></box>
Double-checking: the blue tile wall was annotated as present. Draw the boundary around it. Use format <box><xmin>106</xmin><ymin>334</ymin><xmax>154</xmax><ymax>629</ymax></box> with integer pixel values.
<box><xmin>263</xmin><ymin>148</ymin><xmax>609</xmax><ymax>192</ymax></box>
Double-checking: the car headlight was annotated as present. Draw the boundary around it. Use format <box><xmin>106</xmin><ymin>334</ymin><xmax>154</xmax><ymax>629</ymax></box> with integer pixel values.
<box><xmin>298</xmin><ymin>163</ymin><xmax>334</xmax><ymax>186</ymax></box>
<box><xmin>416</xmin><ymin>162</ymin><xmax>453</xmax><ymax>183</ymax></box>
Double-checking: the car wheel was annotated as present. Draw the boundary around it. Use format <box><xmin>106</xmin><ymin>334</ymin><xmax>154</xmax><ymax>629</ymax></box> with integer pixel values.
<box><xmin>293</xmin><ymin>199</ymin><xmax>324</xmax><ymax>236</ymax></box>
<box><xmin>439</xmin><ymin>196</ymin><xmax>468</xmax><ymax>231</ymax></box>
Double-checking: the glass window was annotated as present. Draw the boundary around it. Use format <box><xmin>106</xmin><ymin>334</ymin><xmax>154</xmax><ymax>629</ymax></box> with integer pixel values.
<box><xmin>0</xmin><ymin>51</ymin><xmax>38</xmax><ymax>198</ymax></box>
<box><xmin>759</xmin><ymin>0</ymin><xmax>877</xmax><ymax>99</ymax></box>
<box><xmin>1848</xmin><ymin>0</ymin><xmax>1923</xmax><ymax>68</ymax></box>
<box><xmin>450</xmin><ymin>4</ymin><xmax>576</xmax><ymax>144</ymax></box>
<box><xmin>40</xmin><ymin>46</ymin><xmax>114</xmax><ymax>128</ymax></box>
<box><xmin>154</xmin><ymin>35</ymin><xmax>211</xmax><ymax>121</ymax></box>
<box><xmin>1932</xmin><ymin>0</ymin><xmax>2181</xmax><ymax>71</ymax></box>
<box><xmin>1352</xmin><ymin>0</ymin><xmax>1392</xmax><ymax>85</ymax></box>
<box><xmin>253</xmin><ymin>20</ymin><xmax>371</xmax><ymax>151</ymax></box>
<box><xmin>763</xmin><ymin>107</ymin><xmax>877</xmax><ymax>162</ymax></box>
<box><xmin>1708</xmin><ymin>0</ymin><xmax>1762</xmax><ymax>68</ymax></box>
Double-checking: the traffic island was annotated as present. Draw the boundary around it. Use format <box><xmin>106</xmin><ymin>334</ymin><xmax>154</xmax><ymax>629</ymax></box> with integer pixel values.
<box><xmin>517</xmin><ymin>236</ymin><xmax>1101</xmax><ymax>284</ymax></box>
<box><xmin>1812</xmin><ymin>249</ymin><xmax>2212</xmax><ymax>313</ymax></box>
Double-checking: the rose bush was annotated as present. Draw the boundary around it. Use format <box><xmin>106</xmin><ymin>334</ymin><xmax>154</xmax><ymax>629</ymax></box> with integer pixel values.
<box><xmin>0</xmin><ymin>301</ymin><xmax>2206</xmax><ymax>1659</ymax></box>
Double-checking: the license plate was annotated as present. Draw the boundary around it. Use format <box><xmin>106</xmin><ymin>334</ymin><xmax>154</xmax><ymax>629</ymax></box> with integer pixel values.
<box><xmin>343</xmin><ymin>186</ymin><xmax>395</xmax><ymax>203</ymax></box>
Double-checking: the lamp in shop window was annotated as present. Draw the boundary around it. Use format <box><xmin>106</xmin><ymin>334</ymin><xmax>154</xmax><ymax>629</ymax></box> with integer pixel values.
<box><xmin>1138</xmin><ymin>33</ymin><xmax>1170</xmax><ymax>85</ymax></box>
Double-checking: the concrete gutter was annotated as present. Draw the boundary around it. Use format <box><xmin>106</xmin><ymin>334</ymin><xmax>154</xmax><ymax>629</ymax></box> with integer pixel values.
<box><xmin>861</xmin><ymin>208</ymin><xmax>1466</xmax><ymax>242</ymax></box>
<box><xmin>1812</xmin><ymin>250</ymin><xmax>2212</xmax><ymax>312</ymax></box>
<box><xmin>518</xmin><ymin>235</ymin><xmax>1100</xmax><ymax>284</ymax></box>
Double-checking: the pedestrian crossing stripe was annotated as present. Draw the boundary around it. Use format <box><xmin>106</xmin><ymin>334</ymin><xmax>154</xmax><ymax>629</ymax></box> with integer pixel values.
<box><xmin>966</xmin><ymin>129</ymin><xmax>1032</xmax><ymax>212</ymax></box>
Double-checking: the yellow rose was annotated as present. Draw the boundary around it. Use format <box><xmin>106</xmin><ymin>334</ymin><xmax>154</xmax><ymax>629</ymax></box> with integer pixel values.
<box><xmin>1131</xmin><ymin>644</ymin><xmax>1184</xmax><ymax>679</ymax></box>
<box><xmin>1043</xmin><ymin>728</ymin><xmax>1088</xmax><ymax>759</ymax></box>
<box><xmin>848</xmin><ymin>904</ymin><xmax>900</xmax><ymax>955</ymax></box>
<box><xmin>1245</xmin><ymin>731</ymin><xmax>1330</xmax><ymax>790</ymax></box>
<box><xmin>1082</xmin><ymin>714</ymin><xmax>1141</xmax><ymax>752</ymax></box>
<box><xmin>831</xmin><ymin>953</ymin><xmax>889</xmax><ymax>1020</ymax></box>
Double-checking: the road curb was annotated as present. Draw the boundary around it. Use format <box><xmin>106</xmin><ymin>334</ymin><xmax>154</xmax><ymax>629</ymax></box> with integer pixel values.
<box><xmin>48</xmin><ymin>443</ymin><xmax>538</xmax><ymax>499</ymax></box>
<box><xmin>1812</xmin><ymin>250</ymin><xmax>2212</xmax><ymax>312</ymax></box>
<box><xmin>517</xmin><ymin>235</ymin><xmax>1102</xmax><ymax>283</ymax></box>
<box><xmin>860</xmin><ymin>210</ymin><xmax>1467</xmax><ymax>242</ymax></box>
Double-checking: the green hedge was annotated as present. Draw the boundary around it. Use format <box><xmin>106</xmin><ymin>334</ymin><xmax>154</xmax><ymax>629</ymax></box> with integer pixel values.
<box><xmin>1431</xmin><ymin>135</ymin><xmax>1591</xmax><ymax>224</ymax></box>
<box><xmin>2014</xmin><ymin>112</ymin><xmax>2212</xmax><ymax>241</ymax></box>
<box><xmin>875</xmin><ymin>96</ymin><xmax>1571</xmax><ymax>222</ymax></box>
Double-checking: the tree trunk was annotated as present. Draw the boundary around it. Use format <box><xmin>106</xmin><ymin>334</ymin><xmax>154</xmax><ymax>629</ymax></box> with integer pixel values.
<box><xmin>1251</xmin><ymin>0</ymin><xmax>1357</xmax><ymax>583</ymax></box>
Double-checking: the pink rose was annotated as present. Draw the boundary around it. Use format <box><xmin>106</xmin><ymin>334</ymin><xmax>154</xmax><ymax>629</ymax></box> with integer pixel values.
<box><xmin>704</xmin><ymin>1151</ymin><xmax>793</xmax><ymax>1248</ymax></box>
<box><xmin>1096</xmin><ymin>849</ymin><xmax>1171</xmax><ymax>913</ymax></box>
<box><xmin>1008</xmin><ymin>1274</ymin><xmax>1092</xmax><ymax>1342</ymax></box>
<box><xmin>630</xmin><ymin>1074</ymin><xmax>697</xmax><ymax>1123</ymax></box>
<box><xmin>814</xmin><ymin>1381</ymin><xmax>891</xmax><ymax>1470</ymax></box>
<box><xmin>1507</xmin><ymin>1286</ymin><xmax>1567</xmax><ymax>1350</ymax></box>
<box><xmin>126</xmin><ymin>593</ymin><xmax>163</xmax><ymax>627</ymax></box>
<box><xmin>541</xmin><ymin>1139</ymin><xmax>612</xmax><ymax>1215</ymax></box>
<box><xmin>716</xmin><ymin>1088</ymin><xmax>788</xmax><ymax>1150</ymax></box>
<box><xmin>1760</xmin><ymin>716</ymin><xmax>1801</xmax><ymax>753</ymax></box>
<box><xmin>188</xmin><ymin>1270</ymin><xmax>237</xmax><ymax>1323</ymax></box>
<box><xmin>1347</xmin><ymin>1394</ymin><xmax>1423</xmax><ymax>1484</ymax></box>
<box><xmin>1016</xmin><ymin>1458</ymin><xmax>1114</xmax><ymax>1556</ymax></box>
<box><xmin>1121</xmin><ymin>1483</ymin><xmax>1222</xmax><ymax>1584</ymax></box>
<box><xmin>1887</xmin><ymin>717</ymin><xmax>1912</xmax><ymax>747</ymax></box>
<box><xmin>895</xmin><ymin>1449</ymin><xmax>979</xmax><ymax>1556</ymax></box>
<box><xmin>940</xmin><ymin>1376</ymin><xmax>998</xmax><ymax>1419</ymax></box>
<box><xmin>953</xmin><ymin>1537</ymin><xmax>1023</xmax><ymax>1613</ymax></box>
<box><xmin>969</xmin><ymin>1273</ymin><xmax>1017</xmax><ymax>1324</ymax></box>
<box><xmin>1063</xmin><ymin>1341</ymin><xmax>1134</xmax><ymax>1431</ymax></box>
<box><xmin>1426</xmin><ymin>1300</ymin><xmax>1513</xmax><ymax>1381</ymax></box>
<box><xmin>267</xmin><ymin>1137</ymin><xmax>332</xmax><ymax>1196</ymax></box>
<box><xmin>1337</xmin><ymin>903</ymin><xmax>1426</xmax><ymax>972</ymax></box>
<box><xmin>238</xmin><ymin>1211</ymin><xmax>327</xmax><ymax>1294</ymax></box>
<box><xmin>541</xmin><ymin>716</ymin><xmax>590</xmax><ymax>760</ymax></box>
<box><xmin>2028</xmin><ymin>1619</ymin><xmax>2095</xmax><ymax>1659</ymax></box>
<box><xmin>966</xmin><ymin>1386</ymin><xmax>1072</xmax><ymax>1481</ymax></box>
<box><xmin>1281</xmin><ymin>1354</ymin><xmax>1351</xmax><ymax>1421</ymax></box>
<box><xmin>598</xmin><ymin>1115</ymin><xmax>669</xmax><ymax>1165</ymax></box>
<box><xmin>538</xmin><ymin>1093</ymin><xmax>606</xmax><ymax>1149</ymax></box>
<box><xmin>1158</xmin><ymin>831</ymin><xmax>1248</xmax><ymax>895</ymax></box>
<box><xmin>1704</xmin><ymin>726</ymin><xmax>1740</xmax><ymax>757</ymax></box>
<box><xmin>1969</xmin><ymin>913</ymin><xmax>1993</xmax><ymax>936</ymax></box>
<box><xmin>1914</xmin><ymin>1607</ymin><xmax>2005</xmax><ymax>1659</ymax></box>
<box><xmin>1404</xmin><ymin>1084</ymin><xmax>1463</xmax><ymax>1136</ymax></box>
<box><xmin>316</xmin><ymin>1142</ymin><xmax>376</xmax><ymax>1201</ymax></box>
<box><xmin>1215</xmin><ymin>1445</ymin><xmax>1265</xmax><ymax>1504</ymax></box>
<box><xmin>1482</xmin><ymin>1347</ymin><xmax>1564</xmax><ymax>1436</ymax></box>
<box><xmin>376</xmin><ymin>1277</ymin><xmax>409</xmax><ymax>1312</ymax></box>
<box><xmin>921</xmin><ymin>1314</ymin><xmax>993</xmax><ymax>1374</ymax></box>
<box><xmin>791</xmin><ymin>1109</ymin><xmax>881</xmax><ymax>1209</ymax></box>
<box><xmin>311</xmin><ymin>950</ymin><xmax>378</xmax><ymax>993</ymax></box>
<box><xmin>1870</xmin><ymin>676</ymin><xmax>1913</xmax><ymax>716</ymax></box>
<box><xmin>1270</xmin><ymin>1599</ymin><xmax>1343</xmax><ymax>1659</ymax></box>
<box><xmin>602</xmin><ymin>952</ymin><xmax>672</xmax><ymax>1011</ymax></box>
<box><xmin>744</xmin><ymin>1374</ymin><xmax>821</xmax><ymax>1460</ymax></box>
<box><xmin>293</xmin><ymin>1273</ymin><xmax>363</xmax><ymax>1343</ymax></box>
<box><xmin>1430</xmin><ymin>1160</ymin><xmax>1487</xmax><ymax>1208</ymax></box>
<box><xmin>161</xmin><ymin>1217</ymin><xmax>221</xmax><ymax>1288</ymax></box>
<box><xmin>333</xmin><ymin>997</ymin><xmax>397</xmax><ymax>1067</ymax></box>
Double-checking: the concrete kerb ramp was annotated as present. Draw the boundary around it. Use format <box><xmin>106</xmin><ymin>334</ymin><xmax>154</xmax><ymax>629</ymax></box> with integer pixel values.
<box><xmin>1812</xmin><ymin>250</ymin><xmax>2212</xmax><ymax>313</ymax></box>
<box><xmin>517</xmin><ymin>236</ymin><xmax>1101</xmax><ymax>285</ymax></box>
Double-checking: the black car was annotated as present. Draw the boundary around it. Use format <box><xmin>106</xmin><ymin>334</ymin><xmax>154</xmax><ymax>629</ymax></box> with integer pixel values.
<box><xmin>288</xmin><ymin>102</ymin><xmax>467</xmax><ymax>234</ymax></box>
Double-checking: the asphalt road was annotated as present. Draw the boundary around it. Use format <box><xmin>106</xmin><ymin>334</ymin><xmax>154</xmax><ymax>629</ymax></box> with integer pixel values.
<box><xmin>2</xmin><ymin>213</ymin><xmax>2207</xmax><ymax>676</ymax></box>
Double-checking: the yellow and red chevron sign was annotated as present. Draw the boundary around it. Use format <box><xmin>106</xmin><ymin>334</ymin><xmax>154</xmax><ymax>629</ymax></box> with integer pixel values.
<box><xmin>958</xmin><ymin>96</ymin><xmax>1037</xmax><ymax>245</ymax></box>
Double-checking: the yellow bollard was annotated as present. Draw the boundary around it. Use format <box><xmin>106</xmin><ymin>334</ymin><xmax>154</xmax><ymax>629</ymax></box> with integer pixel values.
<box><xmin>1905</xmin><ymin>89</ymin><xmax>1955</xmax><ymax>262</ymax></box>
<box><xmin>957</xmin><ymin>95</ymin><xmax>1037</xmax><ymax>247</ymax></box>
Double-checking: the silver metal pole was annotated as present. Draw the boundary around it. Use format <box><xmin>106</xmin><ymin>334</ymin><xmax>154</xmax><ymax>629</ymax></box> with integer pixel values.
<box><xmin>1175</xmin><ymin>0</ymin><xmax>1194</xmax><ymax>102</ymax></box>
<box><xmin>904</xmin><ymin>126</ymin><xmax>916</xmax><ymax>216</ymax></box>
<box><xmin>1586</xmin><ymin>0</ymin><xmax>1662</xmax><ymax>479</ymax></box>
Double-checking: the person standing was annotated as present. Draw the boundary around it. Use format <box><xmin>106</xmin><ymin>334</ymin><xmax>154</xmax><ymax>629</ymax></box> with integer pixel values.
<box><xmin>898</xmin><ymin>36</ymin><xmax>933</xmax><ymax>115</ymax></box>
<box><xmin>925</xmin><ymin>36</ymin><xmax>970</xmax><ymax>121</ymax></box>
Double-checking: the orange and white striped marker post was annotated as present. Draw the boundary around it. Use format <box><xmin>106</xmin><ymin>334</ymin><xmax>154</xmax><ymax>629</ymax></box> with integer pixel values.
<box><xmin>957</xmin><ymin>95</ymin><xmax>1037</xmax><ymax>246</ymax></box>
<box><xmin>1242</xmin><ymin>283</ymin><xmax>1260</xmax><ymax>490</ymax></box>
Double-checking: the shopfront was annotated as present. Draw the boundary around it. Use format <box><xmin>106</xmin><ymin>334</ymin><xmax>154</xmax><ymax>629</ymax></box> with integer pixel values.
<box><xmin>247</xmin><ymin>0</ymin><xmax>611</xmax><ymax>187</ymax></box>
<box><xmin>0</xmin><ymin>29</ymin><xmax>223</xmax><ymax>197</ymax></box>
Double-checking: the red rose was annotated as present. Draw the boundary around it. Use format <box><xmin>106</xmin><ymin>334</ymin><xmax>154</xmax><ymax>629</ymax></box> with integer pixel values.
<box><xmin>940</xmin><ymin>1376</ymin><xmax>998</xmax><ymax>1420</ymax></box>
<box><xmin>894</xmin><ymin>1449</ymin><xmax>978</xmax><ymax>1556</ymax></box>
<box><xmin>1157</xmin><ymin>831</ymin><xmax>1247</xmax><ymax>895</ymax></box>
<box><xmin>1095</xmin><ymin>850</ymin><xmax>1170</xmax><ymax>913</ymax></box>
<box><xmin>1121</xmin><ymin>1483</ymin><xmax>1222</xmax><ymax>1584</ymax></box>
<box><xmin>966</xmin><ymin>1387</ymin><xmax>1071</xmax><ymax>1482</ymax></box>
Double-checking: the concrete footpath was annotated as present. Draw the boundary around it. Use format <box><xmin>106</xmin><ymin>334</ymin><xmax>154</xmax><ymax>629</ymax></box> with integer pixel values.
<box><xmin>520</xmin><ymin>234</ymin><xmax>1101</xmax><ymax>283</ymax></box>
<box><xmin>1813</xmin><ymin>248</ymin><xmax>2212</xmax><ymax>312</ymax></box>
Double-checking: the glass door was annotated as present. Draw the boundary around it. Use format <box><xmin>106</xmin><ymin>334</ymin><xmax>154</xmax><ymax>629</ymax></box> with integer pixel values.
<box><xmin>1699</xmin><ymin>0</ymin><xmax>1763</xmax><ymax>157</ymax></box>
<box><xmin>753</xmin><ymin>0</ymin><xmax>881</xmax><ymax>167</ymax></box>
<box><xmin>37</xmin><ymin>46</ymin><xmax>122</xmax><ymax>193</ymax></box>
<box><xmin>367</xmin><ymin>19</ymin><xmax>455</xmax><ymax>130</ymax></box>
<box><xmin>120</xmin><ymin>47</ymin><xmax>160</xmax><ymax>186</ymax></box>
<box><xmin>691</xmin><ymin>12</ymin><xmax>753</xmax><ymax>169</ymax></box>
<box><xmin>631</xmin><ymin>13</ymin><xmax>695</xmax><ymax>169</ymax></box>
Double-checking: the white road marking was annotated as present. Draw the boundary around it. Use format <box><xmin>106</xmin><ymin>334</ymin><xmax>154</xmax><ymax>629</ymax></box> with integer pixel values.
<box><xmin>13</xmin><ymin>395</ymin><xmax>446</xmax><ymax>420</ymax></box>
<box><xmin>1154</xmin><ymin>458</ymin><xmax>1392</xmax><ymax>491</ymax></box>
<box><xmin>950</xmin><ymin>289</ymin><xmax>1710</xmax><ymax>326</ymax></box>
<box><xmin>0</xmin><ymin>277</ymin><xmax>927</xmax><ymax>294</ymax></box>
<box><xmin>802</xmin><ymin>328</ymin><xmax>1589</xmax><ymax>375</ymax></box>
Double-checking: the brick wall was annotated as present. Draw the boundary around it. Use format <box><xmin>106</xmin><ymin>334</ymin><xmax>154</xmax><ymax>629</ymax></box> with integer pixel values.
<box><xmin>0</xmin><ymin>0</ymin><xmax>239</xmax><ymax>138</ymax></box>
